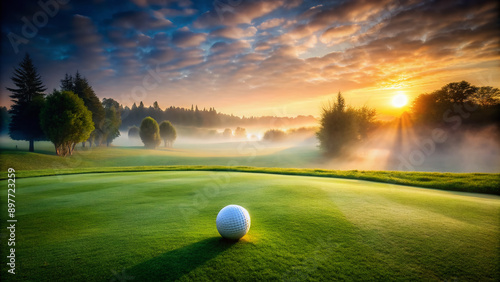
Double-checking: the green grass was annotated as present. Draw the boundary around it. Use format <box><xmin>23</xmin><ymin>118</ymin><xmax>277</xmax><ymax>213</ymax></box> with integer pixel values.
<box><xmin>1</xmin><ymin>165</ymin><xmax>499</xmax><ymax>195</ymax></box>
<box><xmin>0</xmin><ymin>139</ymin><xmax>321</xmax><ymax>171</ymax></box>
<box><xmin>1</xmin><ymin>171</ymin><xmax>499</xmax><ymax>281</ymax></box>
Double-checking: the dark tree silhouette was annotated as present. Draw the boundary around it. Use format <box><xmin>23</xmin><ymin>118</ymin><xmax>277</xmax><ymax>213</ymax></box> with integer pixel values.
<box><xmin>0</xmin><ymin>106</ymin><xmax>9</xmax><ymax>134</ymax></box>
<box><xmin>6</xmin><ymin>53</ymin><xmax>47</xmax><ymax>152</ymax></box>
<box><xmin>411</xmin><ymin>81</ymin><xmax>500</xmax><ymax>127</ymax></box>
<box><xmin>436</xmin><ymin>81</ymin><xmax>478</xmax><ymax>104</ymax></box>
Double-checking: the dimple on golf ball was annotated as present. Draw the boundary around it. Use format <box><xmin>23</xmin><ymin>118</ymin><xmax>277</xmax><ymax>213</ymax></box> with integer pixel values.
<box><xmin>216</xmin><ymin>205</ymin><xmax>251</xmax><ymax>240</ymax></box>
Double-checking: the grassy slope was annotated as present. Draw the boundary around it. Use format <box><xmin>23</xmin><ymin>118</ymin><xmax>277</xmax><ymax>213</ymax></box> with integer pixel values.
<box><xmin>1</xmin><ymin>147</ymin><xmax>499</xmax><ymax>195</ymax></box>
<box><xmin>2</xmin><ymin>165</ymin><xmax>498</xmax><ymax>195</ymax></box>
<box><xmin>0</xmin><ymin>148</ymin><xmax>500</xmax><ymax>195</ymax></box>
<box><xmin>1</xmin><ymin>171</ymin><xmax>499</xmax><ymax>281</ymax></box>
<box><xmin>0</xmin><ymin>142</ymin><xmax>320</xmax><ymax>169</ymax></box>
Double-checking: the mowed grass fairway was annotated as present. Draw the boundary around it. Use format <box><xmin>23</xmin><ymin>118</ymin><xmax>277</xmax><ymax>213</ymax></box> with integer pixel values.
<box><xmin>1</xmin><ymin>171</ymin><xmax>499</xmax><ymax>281</ymax></box>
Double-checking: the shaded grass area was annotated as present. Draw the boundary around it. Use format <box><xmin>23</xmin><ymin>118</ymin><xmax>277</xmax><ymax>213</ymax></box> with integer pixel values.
<box><xmin>2</xmin><ymin>164</ymin><xmax>499</xmax><ymax>195</ymax></box>
<box><xmin>0</xmin><ymin>171</ymin><xmax>498</xmax><ymax>281</ymax></box>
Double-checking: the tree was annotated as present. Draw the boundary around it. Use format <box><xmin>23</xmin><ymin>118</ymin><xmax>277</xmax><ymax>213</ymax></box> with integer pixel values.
<box><xmin>436</xmin><ymin>81</ymin><xmax>478</xmax><ymax>104</ymax></box>
<box><xmin>101</xmin><ymin>98</ymin><xmax>121</xmax><ymax>146</ymax></box>
<box><xmin>140</xmin><ymin>117</ymin><xmax>161</xmax><ymax>148</ymax></box>
<box><xmin>61</xmin><ymin>72</ymin><xmax>105</xmax><ymax>147</ymax></box>
<box><xmin>128</xmin><ymin>126</ymin><xmax>140</xmax><ymax>139</ymax></box>
<box><xmin>234</xmin><ymin>127</ymin><xmax>247</xmax><ymax>139</ymax></box>
<box><xmin>0</xmin><ymin>106</ymin><xmax>10</xmax><ymax>134</ymax></box>
<box><xmin>159</xmin><ymin>120</ymin><xmax>177</xmax><ymax>147</ymax></box>
<box><xmin>222</xmin><ymin>128</ymin><xmax>232</xmax><ymax>138</ymax></box>
<box><xmin>355</xmin><ymin>106</ymin><xmax>377</xmax><ymax>139</ymax></box>
<box><xmin>40</xmin><ymin>91</ymin><xmax>94</xmax><ymax>156</ymax></box>
<box><xmin>471</xmin><ymin>86</ymin><xmax>500</xmax><ymax>107</ymax></box>
<box><xmin>263</xmin><ymin>129</ymin><xmax>287</xmax><ymax>142</ymax></box>
<box><xmin>411</xmin><ymin>81</ymin><xmax>500</xmax><ymax>127</ymax></box>
<box><xmin>411</xmin><ymin>92</ymin><xmax>444</xmax><ymax>125</ymax></box>
<box><xmin>317</xmin><ymin>92</ymin><xmax>376</xmax><ymax>156</ymax></box>
<box><xmin>6</xmin><ymin>53</ymin><xmax>47</xmax><ymax>152</ymax></box>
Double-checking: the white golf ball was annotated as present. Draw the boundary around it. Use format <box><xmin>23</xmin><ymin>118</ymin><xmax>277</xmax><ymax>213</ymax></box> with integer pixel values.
<box><xmin>216</xmin><ymin>205</ymin><xmax>251</xmax><ymax>240</ymax></box>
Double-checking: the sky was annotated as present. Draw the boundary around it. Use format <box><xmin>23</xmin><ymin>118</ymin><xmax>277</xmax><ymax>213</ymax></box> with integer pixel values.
<box><xmin>1</xmin><ymin>0</ymin><xmax>499</xmax><ymax>118</ymax></box>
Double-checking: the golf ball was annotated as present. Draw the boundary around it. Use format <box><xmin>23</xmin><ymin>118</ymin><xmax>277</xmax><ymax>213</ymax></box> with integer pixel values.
<box><xmin>216</xmin><ymin>205</ymin><xmax>251</xmax><ymax>240</ymax></box>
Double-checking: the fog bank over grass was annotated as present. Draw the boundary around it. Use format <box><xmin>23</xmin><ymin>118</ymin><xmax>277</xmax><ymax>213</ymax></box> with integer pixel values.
<box><xmin>321</xmin><ymin>125</ymin><xmax>500</xmax><ymax>173</ymax></box>
<box><xmin>1</xmin><ymin>123</ymin><xmax>498</xmax><ymax>173</ymax></box>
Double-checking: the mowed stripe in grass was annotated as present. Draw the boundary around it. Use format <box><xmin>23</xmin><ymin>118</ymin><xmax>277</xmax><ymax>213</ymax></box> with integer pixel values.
<box><xmin>1</xmin><ymin>171</ymin><xmax>499</xmax><ymax>281</ymax></box>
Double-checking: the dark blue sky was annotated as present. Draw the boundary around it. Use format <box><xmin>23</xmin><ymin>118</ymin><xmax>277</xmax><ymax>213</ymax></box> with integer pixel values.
<box><xmin>1</xmin><ymin>0</ymin><xmax>498</xmax><ymax>117</ymax></box>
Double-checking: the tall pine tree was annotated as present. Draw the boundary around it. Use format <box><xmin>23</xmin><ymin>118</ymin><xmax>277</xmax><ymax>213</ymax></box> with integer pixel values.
<box><xmin>60</xmin><ymin>71</ymin><xmax>105</xmax><ymax>147</ymax></box>
<box><xmin>7</xmin><ymin>53</ymin><xmax>47</xmax><ymax>152</ymax></box>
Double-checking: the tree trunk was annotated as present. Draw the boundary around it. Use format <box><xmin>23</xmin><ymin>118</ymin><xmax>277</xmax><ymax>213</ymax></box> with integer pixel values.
<box><xmin>82</xmin><ymin>141</ymin><xmax>85</xmax><ymax>148</ymax></box>
<box><xmin>29</xmin><ymin>139</ymin><xmax>34</xmax><ymax>152</ymax></box>
<box><xmin>164</xmin><ymin>139</ymin><xmax>167</xmax><ymax>147</ymax></box>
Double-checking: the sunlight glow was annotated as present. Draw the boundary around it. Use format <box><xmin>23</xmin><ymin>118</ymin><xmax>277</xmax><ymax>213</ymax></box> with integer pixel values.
<box><xmin>392</xmin><ymin>93</ymin><xmax>408</xmax><ymax>108</ymax></box>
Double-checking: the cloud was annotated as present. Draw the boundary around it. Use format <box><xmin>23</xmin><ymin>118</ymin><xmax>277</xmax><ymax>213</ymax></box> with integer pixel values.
<box><xmin>210</xmin><ymin>26</ymin><xmax>257</xmax><ymax>39</ymax></box>
<box><xmin>288</xmin><ymin>0</ymin><xmax>393</xmax><ymax>39</ymax></box>
<box><xmin>254</xmin><ymin>41</ymin><xmax>272</xmax><ymax>51</ymax></box>
<box><xmin>320</xmin><ymin>25</ymin><xmax>360</xmax><ymax>45</ymax></box>
<box><xmin>151</xmin><ymin>32</ymin><xmax>170</xmax><ymax>48</ymax></box>
<box><xmin>71</xmin><ymin>15</ymin><xmax>108</xmax><ymax>70</ymax></box>
<box><xmin>111</xmin><ymin>10</ymin><xmax>173</xmax><ymax>31</ymax></box>
<box><xmin>209</xmin><ymin>40</ymin><xmax>251</xmax><ymax>56</ymax></box>
<box><xmin>1</xmin><ymin>0</ymin><xmax>499</xmax><ymax>118</ymax></box>
<box><xmin>132</xmin><ymin>0</ymin><xmax>192</xmax><ymax>8</ymax></box>
<box><xmin>172</xmin><ymin>28</ymin><xmax>207</xmax><ymax>48</ymax></box>
<box><xmin>156</xmin><ymin>7</ymin><xmax>197</xmax><ymax>17</ymax></box>
<box><xmin>258</xmin><ymin>18</ymin><xmax>285</xmax><ymax>29</ymax></box>
<box><xmin>144</xmin><ymin>47</ymin><xmax>177</xmax><ymax>64</ymax></box>
<box><xmin>283</xmin><ymin>0</ymin><xmax>302</xmax><ymax>9</ymax></box>
<box><xmin>163</xmin><ymin>48</ymin><xmax>205</xmax><ymax>71</ymax></box>
<box><xmin>193</xmin><ymin>0</ymin><xmax>284</xmax><ymax>28</ymax></box>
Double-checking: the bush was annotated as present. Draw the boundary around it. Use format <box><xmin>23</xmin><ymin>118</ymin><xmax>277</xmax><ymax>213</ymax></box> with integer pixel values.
<box><xmin>40</xmin><ymin>90</ymin><xmax>94</xmax><ymax>156</ymax></box>
<box><xmin>317</xmin><ymin>92</ymin><xmax>376</xmax><ymax>156</ymax></box>
<box><xmin>139</xmin><ymin>117</ymin><xmax>161</xmax><ymax>149</ymax></box>
<box><xmin>234</xmin><ymin>127</ymin><xmax>247</xmax><ymax>139</ymax></box>
<box><xmin>263</xmin><ymin>129</ymin><xmax>287</xmax><ymax>142</ymax></box>
<box><xmin>128</xmin><ymin>126</ymin><xmax>140</xmax><ymax>139</ymax></box>
<box><xmin>287</xmin><ymin>127</ymin><xmax>318</xmax><ymax>140</ymax></box>
<box><xmin>222</xmin><ymin>128</ymin><xmax>232</xmax><ymax>139</ymax></box>
<box><xmin>159</xmin><ymin>120</ymin><xmax>177</xmax><ymax>147</ymax></box>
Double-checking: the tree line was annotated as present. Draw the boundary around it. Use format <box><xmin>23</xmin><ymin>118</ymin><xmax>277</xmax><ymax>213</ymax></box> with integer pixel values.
<box><xmin>6</xmin><ymin>54</ymin><xmax>121</xmax><ymax>156</ymax></box>
<box><xmin>316</xmin><ymin>82</ymin><xmax>499</xmax><ymax>157</ymax></box>
<box><xmin>411</xmin><ymin>81</ymin><xmax>499</xmax><ymax>128</ymax></box>
<box><xmin>3</xmin><ymin>54</ymin><xmax>315</xmax><ymax>155</ymax></box>
<box><xmin>120</xmin><ymin>103</ymin><xmax>316</xmax><ymax>130</ymax></box>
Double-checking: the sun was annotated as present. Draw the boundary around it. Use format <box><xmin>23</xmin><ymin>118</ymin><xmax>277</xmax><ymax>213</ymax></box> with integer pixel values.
<box><xmin>392</xmin><ymin>93</ymin><xmax>408</xmax><ymax>108</ymax></box>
